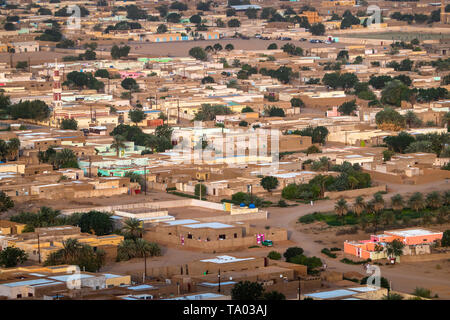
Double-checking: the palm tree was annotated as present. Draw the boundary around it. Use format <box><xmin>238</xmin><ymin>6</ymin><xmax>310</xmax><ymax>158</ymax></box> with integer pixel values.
<box><xmin>353</xmin><ymin>196</ymin><xmax>365</xmax><ymax>216</ymax></box>
<box><xmin>391</xmin><ymin>194</ymin><xmax>404</xmax><ymax>212</ymax></box>
<box><xmin>334</xmin><ymin>198</ymin><xmax>348</xmax><ymax>224</ymax></box>
<box><xmin>61</xmin><ymin>238</ymin><xmax>82</xmax><ymax>263</ymax></box>
<box><xmin>54</xmin><ymin>148</ymin><xmax>77</xmax><ymax>169</ymax></box>
<box><xmin>7</xmin><ymin>138</ymin><xmax>20</xmax><ymax>161</ymax></box>
<box><xmin>111</xmin><ymin>135</ymin><xmax>126</xmax><ymax>157</ymax></box>
<box><xmin>443</xmin><ymin>190</ymin><xmax>450</xmax><ymax>206</ymax></box>
<box><xmin>441</xmin><ymin>111</ymin><xmax>450</xmax><ymax>129</ymax></box>
<box><xmin>359</xmin><ymin>212</ymin><xmax>369</xmax><ymax>229</ymax></box>
<box><xmin>372</xmin><ymin>193</ymin><xmax>385</xmax><ymax>213</ymax></box>
<box><xmin>385</xmin><ymin>239</ymin><xmax>404</xmax><ymax>261</ymax></box>
<box><xmin>382</xmin><ymin>211</ymin><xmax>395</xmax><ymax>226</ymax></box>
<box><xmin>408</xmin><ymin>192</ymin><xmax>425</xmax><ymax>212</ymax></box>
<box><xmin>436</xmin><ymin>206</ymin><xmax>449</xmax><ymax>224</ymax></box>
<box><xmin>348</xmin><ymin>176</ymin><xmax>359</xmax><ymax>190</ymax></box>
<box><xmin>122</xmin><ymin>218</ymin><xmax>143</xmax><ymax>239</ymax></box>
<box><xmin>205</xmin><ymin>45</ymin><xmax>214</xmax><ymax>54</ymax></box>
<box><xmin>422</xmin><ymin>212</ymin><xmax>433</xmax><ymax>226</ymax></box>
<box><xmin>426</xmin><ymin>191</ymin><xmax>441</xmax><ymax>209</ymax></box>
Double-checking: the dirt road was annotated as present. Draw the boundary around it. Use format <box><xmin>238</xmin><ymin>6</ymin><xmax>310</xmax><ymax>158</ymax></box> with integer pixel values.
<box><xmin>103</xmin><ymin>179</ymin><xmax>450</xmax><ymax>298</ymax></box>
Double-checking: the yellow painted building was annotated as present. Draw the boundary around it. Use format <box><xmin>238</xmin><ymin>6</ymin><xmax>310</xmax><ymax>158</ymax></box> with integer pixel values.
<box><xmin>322</xmin><ymin>0</ymin><xmax>356</xmax><ymax>6</ymax></box>
<box><xmin>300</xmin><ymin>11</ymin><xmax>322</xmax><ymax>24</ymax></box>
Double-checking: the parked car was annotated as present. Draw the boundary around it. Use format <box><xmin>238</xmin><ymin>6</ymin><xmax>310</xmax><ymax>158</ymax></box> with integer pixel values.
<box><xmin>300</xmin><ymin>38</ymin><xmax>307</xmax><ymax>42</ymax></box>
<box><xmin>262</xmin><ymin>240</ymin><xmax>273</xmax><ymax>247</ymax></box>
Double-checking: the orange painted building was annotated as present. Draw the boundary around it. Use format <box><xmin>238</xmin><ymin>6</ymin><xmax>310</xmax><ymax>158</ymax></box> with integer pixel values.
<box><xmin>300</xmin><ymin>11</ymin><xmax>322</xmax><ymax>24</ymax></box>
<box><xmin>344</xmin><ymin>228</ymin><xmax>443</xmax><ymax>260</ymax></box>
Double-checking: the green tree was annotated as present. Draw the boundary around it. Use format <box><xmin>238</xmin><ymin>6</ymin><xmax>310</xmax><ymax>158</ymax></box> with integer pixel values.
<box><xmin>386</xmin><ymin>239</ymin><xmax>405</xmax><ymax>259</ymax></box>
<box><xmin>228</xmin><ymin>19</ymin><xmax>241</xmax><ymax>28</ymax></box>
<box><xmin>189</xmin><ymin>47</ymin><xmax>208</xmax><ymax>61</ymax></box>
<box><xmin>376</xmin><ymin>108</ymin><xmax>406</xmax><ymax>131</ymax></box>
<box><xmin>121</xmin><ymin>78</ymin><xmax>139</xmax><ymax>91</ymax></box>
<box><xmin>310</xmin><ymin>23</ymin><xmax>325</xmax><ymax>36</ymax></box>
<box><xmin>335</xmin><ymin>198</ymin><xmax>348</xmax><ymax>223</ymax></box>
<box><xmin>383</xmin><ymin>132</ymin><xmax>414</xmax><ymax>153</ymax></box>
<box><xmin>129</xmin><ymin>109</ymin><xmax>146</xmax><ymax>125</ymax></box>
<box><xmin>94</xmin><ymin>69</ymin><xmax>110</xmax><ymax>79</ymax></box>
<box><xmin>353</xmin><ymin>196</ymin><xmax>366</xmax><ymax>216</ymax></box>
<box><xmin>225</xmin><ymin>44</ymin><xmax>234</xmax><ymax>51</ymax></box>
<box><xmin>290</xmin><ymin>98</ymin><xmax>305</xmax><ymax>108</ymax></box>
<box><xmin>78</xmin><ymin>211</ymin><xmax>113</xmax><ymax>236</ymax></box>
<box><xmin>264</xmin><ymin>106</ymin><xmax>285</xmax><ymax>117</ymax></box>
<box><xmin>426</xmin><ymin>191</ymin><xmax>441</xmax><ymax>209</ymax></box>
<box><xmin>283</xmin><ymin>247</ymin><xmax>304</xmax><ymax>262</ymax></box>
<box><xmin>44</xmin><ymin>239</ymin><xmax>105</xmax><ymax>272</ymax></box>
<box><xmin>231</xmin><ymin>281</ymin><xmax>264</xmax><ymax>300</ymax></box>
<box><xmin>121</xmin><ymin>218</ymin><xmax>143</xmax><ymax>240</ymax></box>
<box><xmin>0</xmin><ymin>247</ymin><xmax>27</xmax><ymax>267</ymax></box>
<box><xmin>381</xmin><ymin>80</ymin><xmax>411</xmax><ymax>107</ymax></box>
<box><xmin>442</xmin><ymin>230</ymin><xmax>450</xmax><ymax>246</ymax></box>
<box><xmin>391</xmin><ymin>194</ymin><xmax>404</xmax><ymax>212</ymax></box>
<box><xmin>338</xmin><ymin>100</ymin><xmax>357</xmax><ymax>115</ymax></box>
<box><xmin>111</xmin><ymin>135</ymin><xmax>126</xmax><ymax>157</ymax></box>
<box><xmin>156</xmin><ymin>24</ymin><xmax>168</xmax><ymax>34</ymax></box>
<box><xmin>383</xmin><ymin>150</ymin><xmax>395</xmax><ymax>162</ymax></box>
<box><xmin>260</xmin><ymin>176</ymin><xmax>279</xmax><ymax>192</ymax></box>
<box><xmin>60</xmin><ymin>118</ymin><xmax>78</xmax><ymax>130</ymax></box>
<box><xmin>263</xmin><ymin>291</ymin><xmax>286</xmax><ymax>300</ymax></box>
<box><xmin>408</xmin><ymin>192</ymin><xmax>425</xmax><ymax>212</ymax></box>
<box><xmin>195</xmin><ymin>183</ymin><xmax>206</xmax><ymax>198</ymax></box>
<box><xmin>267</xmin><ymin>251</ymin><xmax>281</xmax><ymax>260</ymax></box>
<box><xmin>9</xmin><ymin>100</ymin><xmax>51</xmax><ymax>121</ymax></box>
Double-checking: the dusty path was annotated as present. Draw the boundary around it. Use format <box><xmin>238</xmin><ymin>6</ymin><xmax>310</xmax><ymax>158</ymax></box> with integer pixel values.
<box><xmin>104</xmin><ymin>180</ymin><xmax>450</xmax><ymax>297</ymax></box>
<box><xmin>262</xmin><ymin>179</ymin><xmax>450</xmax><ymax>298</ymax></box>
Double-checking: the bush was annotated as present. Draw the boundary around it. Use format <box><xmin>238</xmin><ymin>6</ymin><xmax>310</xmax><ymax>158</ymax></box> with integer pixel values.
<box><xmin>277</xmin><ymin>199</ymin><xmax>288</xmax><ymax>207</ymax></box>
<box><xmin>283</xmin><ymin>247</ymin><xmax>304</xmax><ymax>261</ymax></box>
<box><xmin>341</xmin><ymin>258</ymin><xmax>371</xmax><ymax>265</ymax></box>
<box><xmin>267</xmin><ymin>251</ymin><xmax>282</xmax><ymax>260</ymax></box>
<box><xmin>413</xmin><ymin>287</ymin><xmax>432</xmax><ymax>298</ymax></box>
<box><xmin>361</xmin><ymin>276</ymin><xmax>390</xmax><ymax>290</ymax></box>
<box><xmin>321</xmin><ymin>248</ymin><xmax>337</xmax><ymax>258</ymax></box>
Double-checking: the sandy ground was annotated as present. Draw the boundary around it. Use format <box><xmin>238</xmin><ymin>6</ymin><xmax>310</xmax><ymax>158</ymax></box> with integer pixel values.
<box><xmin>102</xmin><ymin>179</ymin><xmax>450</xmax><ymax>298</ymax></box>
<box><xmin>98</xmin><ymin>38</ymin><xmax>349</xmax><ymax>58</ymax></box>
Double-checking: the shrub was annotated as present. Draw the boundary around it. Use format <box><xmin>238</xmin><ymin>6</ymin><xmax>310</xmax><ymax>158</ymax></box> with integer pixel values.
<box><xmin>267</xmin><ymin>251</ymin><xmax>282</xmax><ymax>260</ymax></box>
<box><xmin>283</xmin><ymin>247</ymin><xmax>304</xmax><ymax>261</ymax></box>
<box><xmin>321</xmin><ymin>248</ymin><xmax>337</xmax><ymax>258</ymax></box>
<box><xmin>413</xmin><ymin>287</ymin><xmax>432</xmax><ymax>298</ymax></box>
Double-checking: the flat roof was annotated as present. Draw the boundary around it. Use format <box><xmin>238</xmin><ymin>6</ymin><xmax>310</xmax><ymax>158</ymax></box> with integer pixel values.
<box><xmin>183</xmin><ymin>222</ymin><xmax>233</xmax><ymax>229</ymax></box>
<box><xmin>102</xmin><ymin>273</ymin><xmax>123</xmax><ymax>279</ymax></box>
<box><xmin>128</xmin><ymin>284</ymin><xmax>156</xmax><ymax>291</ymax></box>
<box><xmin>386</xmin><ymin>229</ymin><xmax>442</xmax><ymax>238</ymax></box>
<box><xmin>48</xmin><ymin>274</ymin><xmax>95</xmax><ymax>282</ymax></box>
<box><xmin>164</xmin><ymin>293</ymin><xmax>225</xmax><ymax>300</ymax></box>
<box><xmin>348</xmin><ymin>286</ymin><xmax>378</xmax><ymax>293</ymax></box>
<box><xmin>199</xmin><ymin>281</ymin><xmax>236</xmax><ymax>287</ymax></box>
<box><xmin>164</xmin><ymin>219</ymin><xmax>199</xmax><ymax>226</ymax></box>
<box><xmin>200</xmin><ymin>256</ymin><xmax>255</xmax><ymax>264</ymax></box>
<box><xmin>305</xmin><ymin>289</ymin><xmax>356</xmax><ymax>299</ymax></box>
<box><xmin>1</xmin><ymin>278</ymin><xmax>57</xmax><ymax>287</ymax></box>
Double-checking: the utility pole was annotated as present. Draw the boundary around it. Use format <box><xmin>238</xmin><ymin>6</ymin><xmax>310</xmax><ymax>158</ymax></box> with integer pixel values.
<box><xmin>88</xmin><ymin>156</ymin><xmax>92</xmax><ymax>178</ymax></box>
<box><xmin>298</xmin><ymin>277</ymin><xmax>301</xmax><ymax>300</ymax></box>
<box><xmin>177</xmin><ymin>98</ymin><xmax>180</xmax><ymax>125</ymax></box>
<box><xmin>218</xmin><ymin>269</ymin><xmax>221</xmax><ymax>293</ymax></box>
<box><xmin>144</xmin><ymin>165</ymin><xmax>147</xmax><ymax>195</ymax></box>
<box><xmin>37</xmin><ymin>233</ymin><xmax>41</xmax><ymax>264</ymax></box>
<box><xmin>143</xmin><ymin>250</ymin><xmax>147</xmax><ymax>282</ymax></box>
